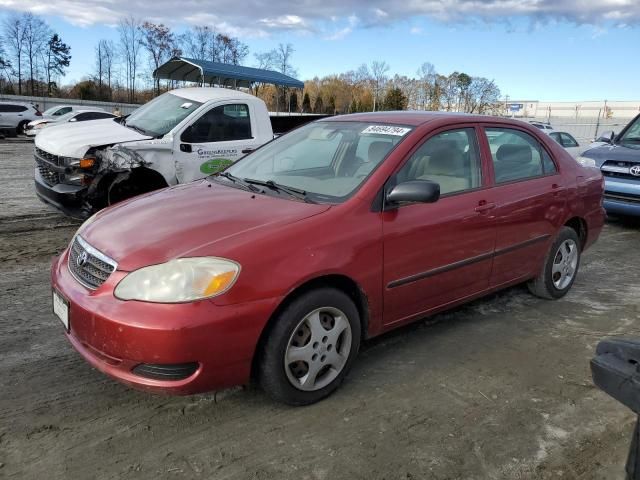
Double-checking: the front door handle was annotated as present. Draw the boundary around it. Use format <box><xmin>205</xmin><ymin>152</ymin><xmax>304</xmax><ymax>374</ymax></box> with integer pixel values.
<box><xmin>180</xmin><ymin>144</ymin><xmax>192</xmax><ymax>153</ymax></box>
<box><xmin>475</xmin><ymin>201</ymin><xmax>496</xmax><ymax>213</ymax></box>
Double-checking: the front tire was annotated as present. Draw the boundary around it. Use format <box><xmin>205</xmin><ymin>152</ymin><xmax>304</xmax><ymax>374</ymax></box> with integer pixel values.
<box><xmin>528</xmin><ymin>227</ymin><xmax>581</xmax><ymax>299</ymax></box>
<box><xmin>17</xmin><ymin>120</ymin><xmax>29</xmax><ymax>135</ymax></box>
<box><xmin>258</xmin><ymin>288</ymin><xmax>361</xmax><ymax>406</ymax></box>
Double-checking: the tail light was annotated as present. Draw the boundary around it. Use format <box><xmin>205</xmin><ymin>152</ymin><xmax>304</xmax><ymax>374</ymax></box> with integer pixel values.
<box><xmin>35</xmin><ymin>111</ymin><xmax>42</xmax><ymax>116</ymax></box>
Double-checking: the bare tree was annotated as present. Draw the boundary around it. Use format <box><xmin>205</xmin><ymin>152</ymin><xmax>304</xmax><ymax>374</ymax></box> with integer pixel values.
<box><xmin>3</xmin><ymin>14</ymin><xmax>26</xmax><ymax>94</ymax></box>
<box><xmin>139</xmin><ymin>22</ymin><xmax>179</xmax><ymax>95</ymax></box>
<box><xmin>180</xmin><ymin>26</ymin><xmax>213</xmax><ymax>61</ymax></box>
<box><xmin>118</xmin><ymin>16</ymin><xmax>142</xmax><ymax>103</ymax></box>
<box><xmin>102</xmin><ymin>40</ymin><xmax>116</xmax><ymax>100</ymax></box>
<box><xmin>370</xmin><ymin>60</ymin><xmax>389</xmax><ymax>112</ymax></box>
<box><xmin>23</xmin><ymin>13</ymin><xmax>51</xmax><ymax>95</ymax></box>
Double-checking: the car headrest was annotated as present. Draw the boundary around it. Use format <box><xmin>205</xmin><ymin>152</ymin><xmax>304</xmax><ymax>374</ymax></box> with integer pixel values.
<box><xmin>428</xmin><ymin>146</ymin><xmax>464</xmax><ymax>175</ymax></box>
<box><xmin>496</xmin><ymin>144</ymin><xmax>532</xmax><ymax>165</ymax></box>
<box><xmin>368</xmin><ymin>141</ymin><xmax>393</xmax><ymax>164</ymax></box>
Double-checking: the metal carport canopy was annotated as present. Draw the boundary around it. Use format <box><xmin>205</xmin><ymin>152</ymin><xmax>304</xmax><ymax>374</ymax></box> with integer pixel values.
<box><xmin>154</xmin><ymin>57</ymin><xmax>304</xmax><ymax>89</ymax></box>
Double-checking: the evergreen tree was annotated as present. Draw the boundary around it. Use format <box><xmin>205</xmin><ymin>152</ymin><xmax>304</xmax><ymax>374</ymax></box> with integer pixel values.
<box><xmin>313</xmin><ymin>96</ymin><xmax>324</xmax><ymax>114</ymax></box>
<box><xmin>302</xmin><ymin>92</ymin><xmax>311</xmax><ymax>113</ymax></box>
<box><xmin>45</xmin><ymin>34</ymin><xmax>71</xmax><ymax>96</ymax></box>
<box><xmin>382</xmin><ymin>87</ymin><xmax>408</xmax><ymax>111</ymax></box>
<box><xmin>290</xmin><ymin>91</ymin><xmax>298</xmax><ymax>112</ymax></box>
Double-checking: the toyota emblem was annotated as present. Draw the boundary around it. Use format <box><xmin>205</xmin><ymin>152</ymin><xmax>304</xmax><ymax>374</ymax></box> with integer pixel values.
<box><xmin>630</xmin><ymin>165</ymin><xmax>640</xmax><ymax>177</ymax></box>
<box><xmin>76</xmin><ymin>251</ymin><xmax>88</xmax><ymax>267</ymax></box>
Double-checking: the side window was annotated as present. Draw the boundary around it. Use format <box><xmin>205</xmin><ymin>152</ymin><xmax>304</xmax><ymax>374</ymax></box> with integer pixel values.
<box><xmin>1</xmin><ymin>104</ymin><xmax>27</xmax><ymax>112</ymax></box>
<box><xmin>560</xmin><ymin>133</ymin><xmax>579</xmax><ymax>148</ymax></box>
<box><xmin>549</xmin><ymin>132</ymin><xmax>561</xmax><ymax>143</ymax></box>
<box><xmin>397</xmin><ymin>128</ymin><xmax>481</xmax><ymax>195</ymax></box>
<box><xmin>486</xmin><ymin>128</ymin><xmax>546</xmax><ymax>183</ymax></box>
<box><xmin>55</xmin><ymin>107</ymin><xmax>72</xmax><ymax>116</ymax></box>
<box><xmin>184</xmin><ymin>104</ymin><xmax>252</xmax><ymax>143</ymax></box>
<box><xmin>74</xmin><ymin>113</ymin><xmax>91</xmax><ymax>121</ymax></box>
<box><xmin>94</xmin><ymin>113</ymin><xmax>115</xmax><ymax>120</ymax></box>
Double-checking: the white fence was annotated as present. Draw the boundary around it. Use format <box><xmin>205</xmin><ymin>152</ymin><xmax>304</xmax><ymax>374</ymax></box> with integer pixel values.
<box><xmin>0</xmin><ymin>94</ymin><xmax>140</xmax><ymax>115</ymax></box>
<box><xmin>529</xmin><ymin>116</ymin><xmax>631</xmax><ymax>144</ymax></box>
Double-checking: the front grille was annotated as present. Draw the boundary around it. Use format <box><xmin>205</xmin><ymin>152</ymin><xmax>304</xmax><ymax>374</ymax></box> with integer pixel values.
<box><xmin>68</xmin><ymin>236</ymin><xmax>117</xmax><ymax>289</ymax></box>
<box><xmin>34</xmin><ymin>147</ymin><xmax>62</xmax><ymax>186</ymax></box>
<box><xmin>601</xmin><ymin>161</ymin><xmax>640</xmax><ymax>181</ymax></box>
<box><xmin>604</xmin><ymin>191</ymin><xmax>640</xmax><ymax>204</ymax></box>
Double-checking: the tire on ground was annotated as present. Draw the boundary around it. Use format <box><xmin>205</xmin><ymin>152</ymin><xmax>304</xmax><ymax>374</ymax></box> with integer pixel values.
<box><xmin>528</xmin><ymin>226</ymin><xmax>581</xmax><ymax>300</ymax></box>
<box><xmin>258</xmin><ymin>287</ymin><xmax>361</xmax><ymax>406</ymax></box>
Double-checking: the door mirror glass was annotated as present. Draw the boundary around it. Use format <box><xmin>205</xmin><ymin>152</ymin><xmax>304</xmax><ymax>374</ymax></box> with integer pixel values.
<box><xmin>596</xmin><ymin>130</ymin><xmax>615</xmax><ymax>143</ymax></box>
<box><xmin>386</xmin><ymin>180</ymin><xmax>440</xmax><ymax>206</ymax></box>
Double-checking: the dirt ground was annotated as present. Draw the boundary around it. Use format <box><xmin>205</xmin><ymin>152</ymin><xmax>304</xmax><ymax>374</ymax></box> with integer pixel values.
<box><xmin>1</xmin><ymin>139</ymin><xmax>639</xmax><ymax>480</ymax></box>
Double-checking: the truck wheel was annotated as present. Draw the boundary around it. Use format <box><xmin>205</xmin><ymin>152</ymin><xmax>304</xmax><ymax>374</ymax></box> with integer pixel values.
<box><xmin>258</xmin><ymin>288</ymin><xmax>361</xmax><ymax>406</ymax></box>
<box><xmin>528</xmin><ymin>227</ymin><xmax>581</xmax><ymax>300</ymax></box>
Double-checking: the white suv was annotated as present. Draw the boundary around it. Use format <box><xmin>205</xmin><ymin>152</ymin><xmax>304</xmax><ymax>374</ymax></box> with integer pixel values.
<box><xmin>0</xmin><ymin>102</ymin><xmax>41</xmax><ymax>136</ymax></box>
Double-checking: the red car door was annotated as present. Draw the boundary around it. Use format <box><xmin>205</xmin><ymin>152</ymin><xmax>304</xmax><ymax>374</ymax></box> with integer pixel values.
<box><xmin>382</xmin><ymin>126</ymin><xmax>496</xmax><ymax>328</ymax></box>
<box><xmin>480</xmin><ymin>125</ymin><xmax>565</xmax><ymax>287</ymax></box>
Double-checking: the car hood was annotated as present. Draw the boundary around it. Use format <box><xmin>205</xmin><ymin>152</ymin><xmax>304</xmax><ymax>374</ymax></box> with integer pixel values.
<box><xmin>80</xmin><ymin>180</ymin><xmax>331</xmax><ymax>272</ymax></box>
<box><xmin>28</xmin><ymin>118</ymin><xmax>51</xmax><ymax>127</ymax></box>
<box><xmin>582</xmin><ymin>143</ymin><xmax>640</xmax><ymax>167</ymax></box>
<box><xmin>34</xmin><ymin>118</ymin><xmax>151</xmax><ymax>158</ymax></box>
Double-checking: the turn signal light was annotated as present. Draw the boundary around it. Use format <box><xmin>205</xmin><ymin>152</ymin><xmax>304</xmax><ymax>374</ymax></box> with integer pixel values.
<box><xmin>79</xmin><ymin>157</ymin><xmax>95</xmax><ymax>169</ymax></box>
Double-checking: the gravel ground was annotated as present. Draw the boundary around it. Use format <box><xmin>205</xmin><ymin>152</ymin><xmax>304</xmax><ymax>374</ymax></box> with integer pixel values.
<box><xmin>0</xmin><ymin>139</ymin><xmax>638</xmax><ymax>479</ymax></box>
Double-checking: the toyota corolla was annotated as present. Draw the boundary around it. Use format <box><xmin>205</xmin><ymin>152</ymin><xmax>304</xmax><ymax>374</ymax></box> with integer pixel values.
<box><xmin>51</xmin><ymin>112</ymin><xmax>605</xmax><ymax>405</ymax></box>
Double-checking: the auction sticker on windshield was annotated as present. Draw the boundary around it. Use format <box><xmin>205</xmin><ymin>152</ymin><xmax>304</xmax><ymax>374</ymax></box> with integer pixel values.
<box><xmin>362</xmin><ymin>125</ymin><xmax>412</xmax><ymax>136</ymax></box>
<box><xmin>53</xmin><ymin>290</ymin><xmax>69</xmax><ymax>331</ymax></box>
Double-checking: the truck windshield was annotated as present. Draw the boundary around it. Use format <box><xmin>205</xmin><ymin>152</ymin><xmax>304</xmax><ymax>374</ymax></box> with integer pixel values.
<box><xmin>618</xmin><ymin>116</ymin><xmax>640</xmax><ymax>149</ymax></box>
<box><xmin>124</xmin><ymin>92</ymin><xmax>203</xmax><ymax>137</ymax></box>
<box><xmin>223</xmin><ymin>121</ymin><xmax>412</xmax><ymax>203</ymax></box>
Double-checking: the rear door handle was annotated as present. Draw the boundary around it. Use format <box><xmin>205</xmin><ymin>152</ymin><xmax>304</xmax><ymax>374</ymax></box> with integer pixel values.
<box><xmin>475</xmin><ymin>202</ymin><xmax>496</xmax><ymax>213</ymax></box>
<box><xmin>241</xmin><ymin>148</ymin><xmax>255</xmax><ymax>154</ymax></box>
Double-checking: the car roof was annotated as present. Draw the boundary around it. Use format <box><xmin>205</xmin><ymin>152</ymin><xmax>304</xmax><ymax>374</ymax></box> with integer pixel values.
<box><xmin>322</xmin><ymin>111</ymin><xmax>540</xmax><ymax>129</ymax></box>
<box><xmin>169</xmin><ymin>87</ymin><xmax>257</xmax><ymax>103</ymax></box>
<box><xmin>0</xmin><ymin>101</ymin><xmax>33</xmax><ymax>106</ymax></box>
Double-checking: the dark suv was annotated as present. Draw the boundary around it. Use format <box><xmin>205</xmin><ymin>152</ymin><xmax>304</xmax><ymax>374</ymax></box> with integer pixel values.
<box><xmin>579</xmin><ymin>114</ymin><xmax>640</xmax><ymax>216</ymax></box>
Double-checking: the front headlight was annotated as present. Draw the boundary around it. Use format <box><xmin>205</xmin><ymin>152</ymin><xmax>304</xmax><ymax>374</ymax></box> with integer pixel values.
<box><xmin>114</xmin><ymin>257</ymin><xmax>240</xmax><ymax>303</ymax></box>
<box><xmin>576</xmin><ymin>156</ymin><xmax>597</xmax><ymax>168</ymax></box>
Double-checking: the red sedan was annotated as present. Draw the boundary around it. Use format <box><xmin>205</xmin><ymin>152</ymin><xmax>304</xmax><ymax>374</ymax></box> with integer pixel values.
<box><xmin>51</xmin><ymin>112</ymin><xmax>605</xmax><ymax>405</ymax></box>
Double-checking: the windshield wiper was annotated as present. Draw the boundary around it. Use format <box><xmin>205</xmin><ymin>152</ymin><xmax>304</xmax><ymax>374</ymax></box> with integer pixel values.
<box><xmin>124</xmin><ymin>122</ymin><xmax>149</xmax><ymax>136</ymax></box>
<box><xmin>215</xmin><ymin>172</ymin><xmax>261</xmax><ymax>193</ymax></box>
<box><xmin>242</xmin><ymin>178</ymin><xmax>314</xmax><ymax>203</ymax></box>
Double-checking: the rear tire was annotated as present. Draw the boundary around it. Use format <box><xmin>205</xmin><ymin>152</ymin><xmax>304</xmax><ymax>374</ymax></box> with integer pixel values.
<box><xmin>528</xmin><ymin>227</ymin><xmax>581</xmax><ymax>300</ymax></box>
<box><xmin>258</xmin><ymin>288</ymin><xmax>361</xmax><ymax>406</ymax></box>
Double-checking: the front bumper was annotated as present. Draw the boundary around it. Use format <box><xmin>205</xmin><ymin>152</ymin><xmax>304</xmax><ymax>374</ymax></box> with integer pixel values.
<box><xmin>603</xmin><ymin>177</ymin><xmax>640</xmax><ymax>217</ymax></box>
<box><xmin>35</xmin><ymin>169</ymin><xmax>90</xmax><ymax>219</ymax></box>
<box><xmin>51</xmin><ymin>249</ymin><xmax>280</xmax><ymax>395</ymax></box>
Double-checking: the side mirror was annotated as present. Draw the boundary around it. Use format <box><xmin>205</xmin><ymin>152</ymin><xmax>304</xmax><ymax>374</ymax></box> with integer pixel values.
<box><xmin>386</xmin><ymin>180</ymin><xmax>440</xmax><ymax>206</ymax></box>
<box><xmin>595</xmin><ymin>130</ymin><xmax>615</xmax><ymax>143</ymax></box>
<box><xmin>180</xmin><ymin>125</ymin><xmax>193</xmax><ymax>143</ymax></box>
<box><xmin>69</xmin><ymin>117</ymin><xmax>77</xmax><ymax>122</ymax></box>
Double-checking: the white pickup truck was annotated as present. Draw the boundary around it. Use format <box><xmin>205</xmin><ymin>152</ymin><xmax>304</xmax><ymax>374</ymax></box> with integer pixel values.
<box><xmin>34</xmin><ymin>87</ymin><xmax>321</xmax><ymax>218</ymax></box>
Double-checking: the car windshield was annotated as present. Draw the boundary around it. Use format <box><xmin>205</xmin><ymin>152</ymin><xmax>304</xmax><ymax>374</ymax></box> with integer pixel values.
<box><xmin>43</xmin><ymin>106</ymin><xmax>63</xmax><ymax>116</ymax></box>
<box><xmin>124</xmin><ymin>92</ymin><xmax>203</xmax><ymax>137</ymax></box>
<box><xmin>222</xmin><ymin>121</ymin><xmax>412</xmax><ymax>203</ymax></box>
<box><xmin>618</xmin><ymin>116</ymin><xmax>640</xmax><ymax>149</ymax></box>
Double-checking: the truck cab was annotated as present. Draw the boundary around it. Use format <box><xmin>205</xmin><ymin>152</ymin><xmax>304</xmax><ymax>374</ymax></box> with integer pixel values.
<box><xmin>578</xmin><ymin>113</ymin><xmax>640</xmax><ymax>216</ymax></box>
<box><xmin>34</xmin><ymin>88</ymin><xmax>275</xmax><ymax>218</ymax></box>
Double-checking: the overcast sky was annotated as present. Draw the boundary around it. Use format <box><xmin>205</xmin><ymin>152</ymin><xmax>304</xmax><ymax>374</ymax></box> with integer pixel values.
<box><xmin>1</xmin><ymin>0</ymin><xmax>639</xmax><ymax>100</ymax></box>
